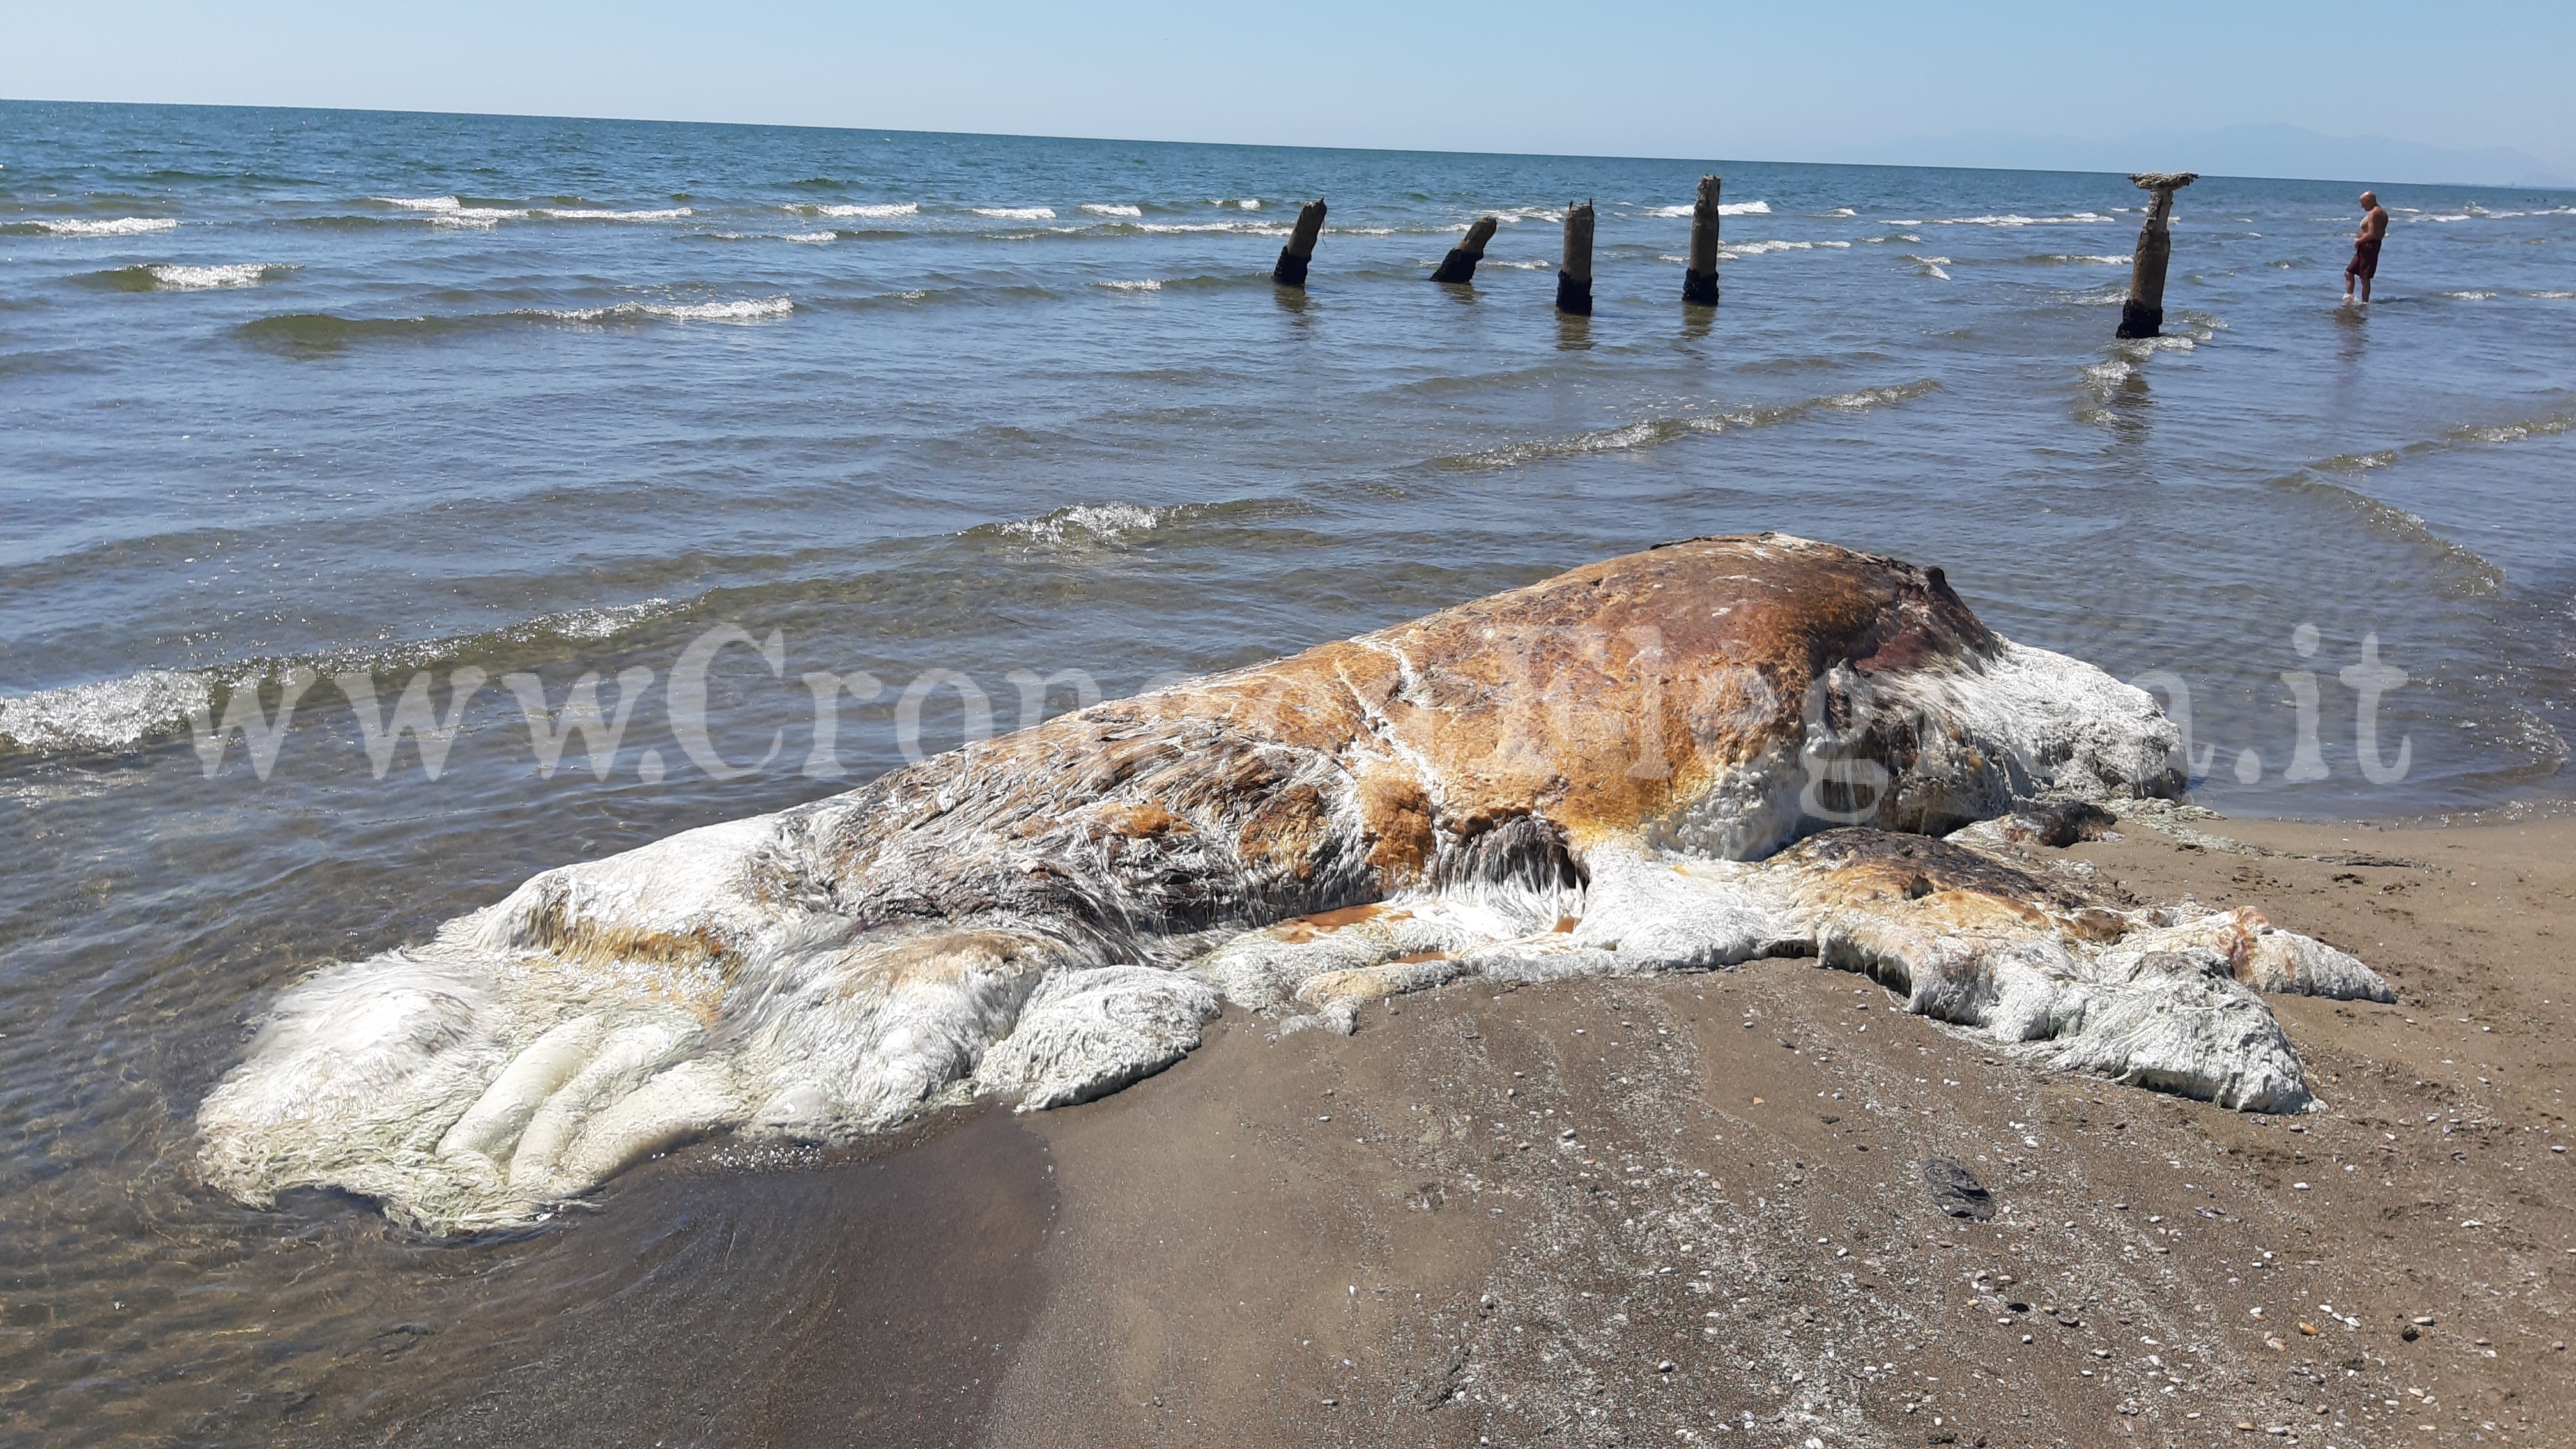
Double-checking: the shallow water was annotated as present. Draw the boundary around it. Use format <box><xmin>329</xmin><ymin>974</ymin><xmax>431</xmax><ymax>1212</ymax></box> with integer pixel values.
<box><xmin>1</xmin><ymin>100</ymin><xmax>2572</xmax><ymax>1441</ymax></box>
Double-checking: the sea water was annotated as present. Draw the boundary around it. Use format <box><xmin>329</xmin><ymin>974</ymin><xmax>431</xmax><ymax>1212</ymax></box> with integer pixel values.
<box><xmin>1</xmin><ymin>99</ymin><xmax>2571</xmax><ymax>1441</ymax></box>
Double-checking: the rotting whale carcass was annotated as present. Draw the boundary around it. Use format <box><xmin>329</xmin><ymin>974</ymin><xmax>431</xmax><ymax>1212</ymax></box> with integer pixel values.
<box><xmin>197</xmin><ymin>533</ymin><xmax>2391</xmax><ymax>1232</ymax></box>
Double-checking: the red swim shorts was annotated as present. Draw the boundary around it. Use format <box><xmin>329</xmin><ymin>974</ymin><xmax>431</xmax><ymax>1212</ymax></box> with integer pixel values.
<box><xmin>2347</xmin><ymin>236</ymin><xmax>2382</xmax><ymax>279</ymax></box>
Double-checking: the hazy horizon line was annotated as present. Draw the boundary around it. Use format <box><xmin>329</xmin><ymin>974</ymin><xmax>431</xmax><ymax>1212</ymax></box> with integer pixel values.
<box><xmin>10</xmin><ymin>94</ymin><xmax>2571</xmax><ymax>195</ymax></box>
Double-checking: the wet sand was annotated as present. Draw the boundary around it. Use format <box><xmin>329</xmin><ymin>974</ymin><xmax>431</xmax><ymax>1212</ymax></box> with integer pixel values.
<box><xmin>318</xmin><ymin>811</ymin><xmax>2575</xmax><ymax>1447</ymax></box>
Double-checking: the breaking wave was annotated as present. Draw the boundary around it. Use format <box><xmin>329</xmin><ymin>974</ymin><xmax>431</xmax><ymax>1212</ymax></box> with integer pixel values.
<box><xmin>374</xmin><ymin>196</ymin><xmax>693</xmax><ymax>227</ymax></box>
<box><xmin>1429</xmin><ymin>381</ymin><xmax>1941</xmax><ymax>471</ymax></box>
<box><xmin>970</xmin><ymin>206</ymin><xmax>1055</xmax><ymax>220</ymax></box>
<box><xmin>0</xmin><ymin>599</ymin><xmax>684</xmax><ymax>760</ymax></box>
<box><xmin>546</xmin><ymin>207</ymin><xmax>692</xmax><ymax>221</ymax></box>
<box><xmin>148</xmin><ymin>263</ymin><xmax>282</xmax><ymax>289</ymax></box>
<box><xmin>82</xmin><ymin>263</ymin><xmax>295</xmax><ymax>291</ymax></box>
<box><xmin>1136</xmin><ymin>220</ymin><xmax>1289</xmax><ymax>236</ymax></box>
<box><xmin>1719</xmin><ymin>239</ymin><xmax>1853</xmax><ymax>258</ymax></box>
<box><xmin>544</xmin><ymin>296</ymin><xmax>792</xmax><ymax>323</ymax></box>
<box><xmin>2244</xmin><ymin>404</ymin><xmax>2576</xmax><ymax>599</ymax></box>
<box><xmin>1640</xmin><ymin>200</ymin><xmax>1772</xmax><ymax>218</ymax></box>
<box><xmin>1079</xmin><ymin>203</ymin><xmax>1144</xmax><ymax>217</ymax></box>
<box><xmin>986</xmin><ymin>502</ymin><xmax>1166</xmax><ymax>546</ymax></box>
<box><xmin>12</xmin><ymin>217</ymin><xmax>180</xmax><ymax>238</ymax></box>
<box><xmin>2274</xmin><ymin>473</ymin><xmax>2506</xmax><ymax>598</ymax></box>
<box><xmin>1889</xmin><ymin>212</ymin><xmax>2112</xmax><ymax>228</ymax></box>
<box><xmin>236</xmin><ymin>295</ymin><xmax>792</xmax><ymax>348</ymax></box>
<box><xmin>0</xmin><ymin>671</ymin><xmax>214</xmax><ymax>755</ymax></box>
<box><xmin>808</xmin><ymin>202</ymin><xmax>916</xmax><ymax>218</ymax></box>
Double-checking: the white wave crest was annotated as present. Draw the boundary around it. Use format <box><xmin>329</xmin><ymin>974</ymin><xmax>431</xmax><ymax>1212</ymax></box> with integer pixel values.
<box><xmin>1642</xmin><ymin>200</ymin><xmax>1772</xmax><ymax>218</ymax></box>
<box><xmin>540</xmin><ymin>207</ymin><xmax>693</xmax><ymax>222</ymax></box>
<box><xmin>1138</xmin><ymin>221</ymin><xmax>1289</xmax><ymax>236</ymax></box>
<box><xmin>1080</xmin><ymin>203</ymin><xmax>1144</xmax><ymax>217</ymax></box>
<box><xmin>783</xmin><ymin>231</ymin><xmax>836</xmax><ymax>244</ymax></box>
<box><xmin>380</xmin><ymin>197</ymin><xmax>689</xmax><ymax>226</ymax></box>
<box><xmin>971</xmin><ymin>206</ymin><xmax>1056</xmax><ymax>220</ymax></box>
<box><xmin>1096</xmin><ymin>279</ymin><xmax>1162</xmax><ymax>292</ymax></box>
<box><xmin>0</xmin><ymin>670</ymin><xmax>213</xmax><ymax>755</ymax></box>
<box><xmin>1716</xmin><ymin>239</ymin><xmax>1853</xmax><ymax>258</ymax></box>
<box><xmin>525</xmin><ymin>597</ymin><xmax>681</xmax><ymax>640</ymax></box>
<box><xmin>1918</xmin><ymin>212</ymin><xmax>2110</xmax><ymax>228</ymax></box>
<box><xmin>2443</xmin><ymin>290</ymin><xmax>2499</xmax><ymax>300</ymax></box>
<box><xmin>31</xmin><ymin>217</ymin><xmax>180</xmax><ymax>237</ymax></box>
<box><xmin>812</xmin><ymin>202</ymin><xmax>917</xmax><ymax>218</ymax></box>
<box><xmin>2082</xmin><ymin>358</ymin><xmax>2137</xmax><ymax>397</ymax></box>
<box><xmin>429</xmin><ymin>208</ymin><xmax>528</xmax><ymax>229</ymax></box>
<box><xmin>998</xmin><ymin>502</ymin><xmax>1163</xmax><ymax>545</ymax></box>
<box><xmin>147</xmin><ymin>263</ymin><xmax>282</xmax><ymax>289</ymax></box>
<box><xmin>542</xmin><ymin>296</ymin><xmax>793</xmax><ymax>325</ymax></box>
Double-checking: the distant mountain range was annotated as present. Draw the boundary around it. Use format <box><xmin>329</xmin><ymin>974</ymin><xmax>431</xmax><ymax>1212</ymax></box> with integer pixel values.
<box><xmin>1859</xmin><ymin>122</ymin><xmax>2568</xmax><ymax>189</ymax></box>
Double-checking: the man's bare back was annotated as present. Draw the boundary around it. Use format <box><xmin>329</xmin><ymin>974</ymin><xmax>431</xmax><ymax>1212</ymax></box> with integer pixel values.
<box><xmin>2345</xmin><ymin>190</ymin><xmax>2389</xmax><ymax>302</ymax></box>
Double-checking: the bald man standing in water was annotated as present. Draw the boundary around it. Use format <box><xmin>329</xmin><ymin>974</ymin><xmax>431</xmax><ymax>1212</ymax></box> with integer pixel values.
<box><xmin>2344</xmin><ymin>190</ymin><xmax>2390</xmax><ymax>303</ymax></box>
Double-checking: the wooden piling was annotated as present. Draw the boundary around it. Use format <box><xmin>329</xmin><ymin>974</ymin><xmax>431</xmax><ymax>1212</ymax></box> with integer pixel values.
<box><xmin>1683</xmin><ymin>175</ymin><xmax>1722</xmax><ymax>305</ymax></box>
<box><xmin>1430</xmin><ymin>216</ymin><xmax>1500</xmax><ymax>284</ymax></box>
<box><xmin>1556</xmin><ymin>201</ymin><xmax>1595</xmax><ymax>316</ymax></box>
<box><xmin>2115</xmin><ymin>172</ymin><xmax>2196</xmax><ymax>339</ymax></box>
<box><xmin>1273</xmin><ymin>200</ymin><xmax>1328</xmax><ymax>288</ymax></box>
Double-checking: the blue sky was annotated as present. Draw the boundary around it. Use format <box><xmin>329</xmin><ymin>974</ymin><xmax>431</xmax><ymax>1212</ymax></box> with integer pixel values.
<box><xmin>5</xmin><ymin>0</ymin><xmax>2570</xmax><ymax>180</ymax></box>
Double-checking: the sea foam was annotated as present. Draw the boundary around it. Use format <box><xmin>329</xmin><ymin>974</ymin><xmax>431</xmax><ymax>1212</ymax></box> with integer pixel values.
<box><xmin>0</xmin><ymin>670</ymin><xmax>214</xmax><ymax>755</ymax></box>
<box><xmin>542</xmin><ymin>207</ymin><xmax>693</xmax><ymax>222</ymax></box>
<box><xmin>377</xmin><ymin>197</ymin><xmax>691</xmax><ymax>227</ymax></box>
<box><xmin>544</xmin><ymin>296</ymin><xmax>793</xmax><ymax>325</ymax></box>
<box><xmin>812</xmin><ymin>202</ymin><xmax>917</xmax><ymax>218</ymax></box>
<box><xmin>1642</xmin><ymin>200</ymin><xmax>1772</xmax><ymax>218</ymax></box>
<box><xmin>970</xmin><ymin>206</ymin><xmax>1057</xmax><ymax>220</ymax></box>
<box><xmin>1080</xmin><ymin>203</ymin><xmax>1144</xmax><ymax>217</ymax></box>
<box><xmin>27</xmin><ymin>217</ymin><xmax>180</xmax><ymax>237</ymax></box>
<box><xmin>146</xmin><ymin>263</ymin><xmax>282</xmax><ymax>289</ymax></box>
<box><xmin>1138</xmin><ymin>221</ymin><xmax>1289</xmax><ymax>236</ymax></box>
<box><xmin>0</xmin><ymin>597</ymin><xmax>683</xmax><ymax>760</ymax></box>
<box><xmin>995</xmin><ymin>501</ymin><xmax>1165</xmax><ymax>544</ymax></box>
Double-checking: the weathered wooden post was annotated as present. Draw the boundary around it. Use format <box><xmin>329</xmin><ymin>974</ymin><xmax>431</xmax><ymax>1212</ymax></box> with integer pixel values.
<box><xmin>1430</xmin><ymin>216</ymin><xmax>1500</xmax><ymax>284</ymax></box>
<box><xmin>2115</xmin><ymin>172</ymin><xmax>2196</xmax><ymax>339</ymax></box>
<box><xmin>1273</xmin><ymin>199</ymin><xmax>1327</xmax><ymax>287</ymax></box>
<box><xmin>1556</xmin><ymin>201</ymin><xmax>1595</xmax><ymax>316</ymax></box>
<box><xmin>1683</xmin><ymin>174</ymin><xmax>1722</xmax><ymax>305</ymax></box>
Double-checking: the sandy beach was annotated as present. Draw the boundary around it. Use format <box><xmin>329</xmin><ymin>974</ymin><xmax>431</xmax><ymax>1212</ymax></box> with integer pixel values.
<box><xmin>282</xmin><ymin>806</ymin><xmax>2573</xmax><ymax>1448</ymax></box>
